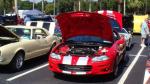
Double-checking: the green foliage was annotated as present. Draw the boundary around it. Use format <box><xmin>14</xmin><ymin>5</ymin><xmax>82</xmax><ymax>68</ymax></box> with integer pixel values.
<box><xmin>19</xmin><ymin>1</ymin><xmax>33</xmax><ymax>10</ymax></box>
<box><xmin>127</xmin><ymin>0</ymin><xmax>144</xmax><ymax>14</ymax></box>
<box><xmin>45</xmin><ymin>3</ymin><xmax>54</xmax><ymax>14</ymax></box>
<box><xmin>58</xmin><ymin>0</ymin><xmax>74</xmax><ymax>13</ymax></box>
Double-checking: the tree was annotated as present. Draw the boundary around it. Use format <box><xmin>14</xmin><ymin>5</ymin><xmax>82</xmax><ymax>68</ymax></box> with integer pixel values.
<box><xmin>127</xmin><ymin>0</ymin><xmax>144</xmax><ymax>14</ymax></box>
<box><xmin>58</xmin><ymin>0</ymin><xmax>74</xmax><ymax>13</ymax></box>
<box><xmin>45</xmin><ymin>3</ymin><xmax>54</xmax><ymax>14</ymax></box>
<box><xmin>19</xmin><ymin>1</ymin><xmax>33</xmax><ymax>10</ymax></box>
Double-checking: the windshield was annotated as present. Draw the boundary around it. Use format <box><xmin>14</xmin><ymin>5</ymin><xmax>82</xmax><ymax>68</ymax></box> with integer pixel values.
<box><xmin>7</xmin><ymin>28</ymin><xmax>31</xmax><ymax>40</ymax></box>
<box><xmin>114</xmin><ymin>28</ymin><xmax>127</xmax><ymax>33</ymax></box>
<box><xmin>67</xmin><ymin>36</ymin><xmax>112</xmax><ymax>44</ymax></box>
<box><xmin>110</xmin><ymin>19</ymin><xmax>127</xmax><ymax>33</ymax></box>
<box><xmin>54</xmin><ymin>25</ymin><xmax>62</xmax><ymax>37</ymax></box>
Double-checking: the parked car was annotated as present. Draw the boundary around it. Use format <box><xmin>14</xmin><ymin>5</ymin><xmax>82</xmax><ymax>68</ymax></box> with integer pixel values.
<box><xmin>48</xmin><ymin>12</ymin><xmax>126</xmax><ymax>76</ymax></box>
<box><xmin>113</xmin><ymin>27</ymin><xmax>132</xmax><ymax>49</ymax></box>
<box><xmin>110</xmin><ymin>18</ymin><xmax>132</xmax><ymax>49</ymax></box>
<box><xmin>26</xmin><ymin>21</ymin><xmax>55</xmax><ymax>36</ymax></box>
<box><xmin>0</xmin><ymin>25</ymin><xmax>60</xmax><ymax>71</ymax></box>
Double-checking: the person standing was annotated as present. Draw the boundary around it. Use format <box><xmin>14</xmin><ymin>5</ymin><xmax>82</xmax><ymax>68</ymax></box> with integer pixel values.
<box><xmin>141</xmin><ymin>18</ymin><xmax>150</xmax><ymax>47</ymax></box>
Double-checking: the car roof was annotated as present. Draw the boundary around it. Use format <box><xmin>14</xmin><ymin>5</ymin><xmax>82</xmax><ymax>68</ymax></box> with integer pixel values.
<box><xmin>5</xmin><ymin>25</ymin><xmax>43</xmax><ymax>29</ymax></box>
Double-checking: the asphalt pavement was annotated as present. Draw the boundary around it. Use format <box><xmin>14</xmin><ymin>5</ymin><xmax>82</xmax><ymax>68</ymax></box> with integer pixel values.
<box><xmin>0</xmin><ymin>35</ymin><xmax>149</xmax><ymax>84</ymax></box>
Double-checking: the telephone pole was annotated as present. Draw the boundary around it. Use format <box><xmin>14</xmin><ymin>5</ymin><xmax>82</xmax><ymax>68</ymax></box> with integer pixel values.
<box><xmin>14</xmin><ymin>0</ymin><xmax>18</xmax><ymax>14</ymax></box>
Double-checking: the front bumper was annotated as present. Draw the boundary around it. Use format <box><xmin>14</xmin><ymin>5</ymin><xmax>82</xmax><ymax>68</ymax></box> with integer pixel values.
<box><xmin>49</xmin><ymin>58</ymin><xmax>114</xmax><ymax>75</ymax></box>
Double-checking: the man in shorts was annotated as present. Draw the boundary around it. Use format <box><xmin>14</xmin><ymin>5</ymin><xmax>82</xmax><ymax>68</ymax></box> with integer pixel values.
<box><xmin>141</xmin><ymin>18</ymin><xmax>150</xmax><ymax>47</ymax></box>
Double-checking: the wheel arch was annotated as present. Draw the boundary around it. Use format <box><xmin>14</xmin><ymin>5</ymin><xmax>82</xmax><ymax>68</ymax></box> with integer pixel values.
<box><xmin>13</xmin><ymin>49</ymin><xmax>25</xmax><ymax>60</ymax></box>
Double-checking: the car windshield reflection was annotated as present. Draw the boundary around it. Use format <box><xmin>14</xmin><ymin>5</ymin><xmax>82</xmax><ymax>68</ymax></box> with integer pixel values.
<box><xmin>7</xmin><ymin>28</ymin><xmax>31</xmax><ymax>40</ymax></box>
<box><xmin>67</xmin><ymin>36</ymin><xmax>112</xmax><ymax>44</ymax></box>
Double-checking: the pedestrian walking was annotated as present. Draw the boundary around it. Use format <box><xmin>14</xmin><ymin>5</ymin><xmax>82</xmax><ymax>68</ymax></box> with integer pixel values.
<box><xmin>141</xmin><ymin>18</ymin><xmax>150</xmax><ymax>47</ymax></box>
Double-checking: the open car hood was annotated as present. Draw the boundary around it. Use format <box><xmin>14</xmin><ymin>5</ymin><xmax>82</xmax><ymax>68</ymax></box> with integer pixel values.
<box><xmin>97</xmin><ymin>10</ymin><xmax>123</xmax><ymax>29</ymax></box>
<box><xmin>56</xmin><ymin>11</ymin><xmax>113</xmax><ymax>42</ymax></box>
<box><xmin>0</xmin><ymin>25</ymin><xmax>19</xmax><ymax>39</ymax></box>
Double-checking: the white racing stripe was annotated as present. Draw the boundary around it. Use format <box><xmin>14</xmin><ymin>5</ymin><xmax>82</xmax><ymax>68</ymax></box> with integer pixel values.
<box><xmin>62</xmin><ymin>55</ymin><xmax>72</xmax><ymax>74</ymax></box>
<box><xmin>107</xmin><ymin>10</ymin><xmax>113</xmax><ymax>14</ymax></box>
<box><xmin>62</xmin><ymin>55</ymin><xmax>72</xmax><ymax>65</ymax></box>
<box><xmin>76</xmin><ymin>56</ymin><xmax>89</xmax><ymax>65</ymax></box>
<box><xmin>97</xmin><ymin>10</ymin><xmax>104</xmax><ymax>14</ymax></box>
<box><xmin>75</xmin><ymin>56</ymin><xmax>89</xmax><ymax>75</ymax></box>
<box><xmin>6</xmin><ymin>63</ymin><xmax>48</xmax><ymax>81</ymax></box>
<box><xmin>118</xmin><ymin>46</ymin><xmax>145</xmax><ymax>84</ymax></box>
<box><xmin>76</xmin><ymin>72</ymin><xmax>86</xmax><ymax>75</ymax></box>
<box><xmin>62</xmin><ymin>71</ymin><xmax>71</xmax><ymax>74</ymax></box>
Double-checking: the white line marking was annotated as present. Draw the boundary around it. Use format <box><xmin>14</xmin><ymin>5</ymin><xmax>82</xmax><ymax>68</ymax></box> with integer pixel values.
<box><xmin>129</xmin><ymin>54</ymin><xmax>147</xmax><ymax>57</ymax></box>
<box><xmin>118</xmin><ymin>46</ymin><xmax>145</xmax><ymax>84</ymax></box>
<box><xmin>6</xmin><ymin>63</ymin><xmax>48</xmax><ymax>81</ymax></box>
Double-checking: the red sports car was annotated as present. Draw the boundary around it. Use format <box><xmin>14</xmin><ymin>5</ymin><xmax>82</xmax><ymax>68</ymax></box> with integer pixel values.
<box><xmin>48</xmin><ymin>12</ymin><xmax>126</xmax><ymax>76</ymax></box>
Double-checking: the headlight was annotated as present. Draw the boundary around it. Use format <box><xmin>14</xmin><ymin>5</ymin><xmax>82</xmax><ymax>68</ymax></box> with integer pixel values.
<box><xmin>92</xmin><ymin>55</ymin><xmax>109</xmax><ymax>62</ymax></box>
<box><xmin>50</xmin><ymin>53</ymin><xmax>61</xmax><ymax>60</ymax></box>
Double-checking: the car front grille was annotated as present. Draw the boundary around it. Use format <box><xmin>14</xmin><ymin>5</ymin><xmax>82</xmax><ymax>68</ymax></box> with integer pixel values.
<box><xmin>59</xmin><ymin>64</ymin><xmax>92</xmax><ymax>72</ymax></box>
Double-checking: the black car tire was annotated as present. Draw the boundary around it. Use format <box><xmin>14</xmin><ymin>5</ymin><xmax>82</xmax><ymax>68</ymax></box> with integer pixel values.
<box><xmin>121</xmin><ymin>49</ymin><xmax>126</xmax><ymax>63</ymax></box>
<box><xmin>10</xmin><ymin>52</ymin><xmax>24</xmax><ymax>71</ymax></box>
<box><xmin>110</xmin><ymin>61</ymin><xmax>119</xmax><ymax>78</ymax></box>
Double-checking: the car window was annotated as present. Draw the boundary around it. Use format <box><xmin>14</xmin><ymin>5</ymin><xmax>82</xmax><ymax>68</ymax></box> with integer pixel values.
<box><xmin>110</xmin><ymin>19</ymin><xmax>120</xmax><ymax>28</ymax></box>
<box><xmin>30</xmin><ymin>22</ymin><xmax>37</xmax><ymax>26</ymax></box>
<box><xmin>114</xmin><ymin>27</ymin><xmax>127</xmax><ymax>33</ymax></box>
<box><xmin>8</xmin><ymin>28</ymin><xmax>31</xmax><ymax>40</ymax></box>
<box><xmin>32</xmin><ymin>29</ymin><xmax>47</xmax><ymax>39</ymax></box>
<box><xmin>54</xmin><ymin>26</ymin><xmax>62</xmax><ymax>37</ymax></box>
<box><xmin>43</xmin><ymin>23</ymin><xmax>50</xmax><ymax>30</ymax></box>
<box><xmin>113</xmin><ymin>30</ymin><xmax>120</xmax><ymax>41</ymax></box>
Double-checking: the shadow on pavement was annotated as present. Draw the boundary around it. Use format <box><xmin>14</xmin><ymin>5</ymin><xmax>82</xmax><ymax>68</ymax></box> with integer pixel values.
<box><xmin>0</xmin><ymin>55</ymin><xmax>48</xmax><ymax>74</ymax></box>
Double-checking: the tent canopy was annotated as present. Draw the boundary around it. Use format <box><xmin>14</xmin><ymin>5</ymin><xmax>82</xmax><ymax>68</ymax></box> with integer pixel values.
<box><xmin>23</xmin><ymin>9</ymin><xmax>44</xmax><ymax>16</ymax></box>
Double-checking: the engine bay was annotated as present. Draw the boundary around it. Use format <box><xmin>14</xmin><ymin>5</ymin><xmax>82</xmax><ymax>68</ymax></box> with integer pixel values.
<box><xmin>58</xmin><ymin>42</ymin><xmax>103</xmax><ymax>56</ymax></box>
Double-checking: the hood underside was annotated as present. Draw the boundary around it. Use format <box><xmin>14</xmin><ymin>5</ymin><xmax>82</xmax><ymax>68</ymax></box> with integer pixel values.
<box><xmin>0</xmin><ymin>25</ymin><xmax>19</xmax><ymax>39</ymax></box>
<box><xmin>56</xmin><ymin>11</ymin><xmax>113</xmax><ymax>42</ymax></box>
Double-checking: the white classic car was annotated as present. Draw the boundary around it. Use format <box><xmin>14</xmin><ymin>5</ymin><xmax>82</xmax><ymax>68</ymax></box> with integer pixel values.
<box><xmin>0</xmin><ymin>25</ymin><xmax>60</xmax><ymax>71</ymax></box>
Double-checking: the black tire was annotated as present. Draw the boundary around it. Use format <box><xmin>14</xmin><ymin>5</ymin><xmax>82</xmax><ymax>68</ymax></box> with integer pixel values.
<box><xmin>121</xmin><ymin>49</ymin><xmax>126</xmax><ymax>63</ymax></box>
<box><xmin>110</xmin><ymin>62</ymin><xmax>118</xmax><ymax>78</ymax></box>
<box><xmin>10</xmin><ymin>52</ymin><xmax>24</xmax><ymax>71</ymax></box>
<box><xmin>126</xmin><ymin>41</ymin><xmax>131</xmax><ymax>50</ymax></box>
<box><xmin>53</xmin><ymin>72</ymin><xmax>62</xmax><ymax>77</ymax></box>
